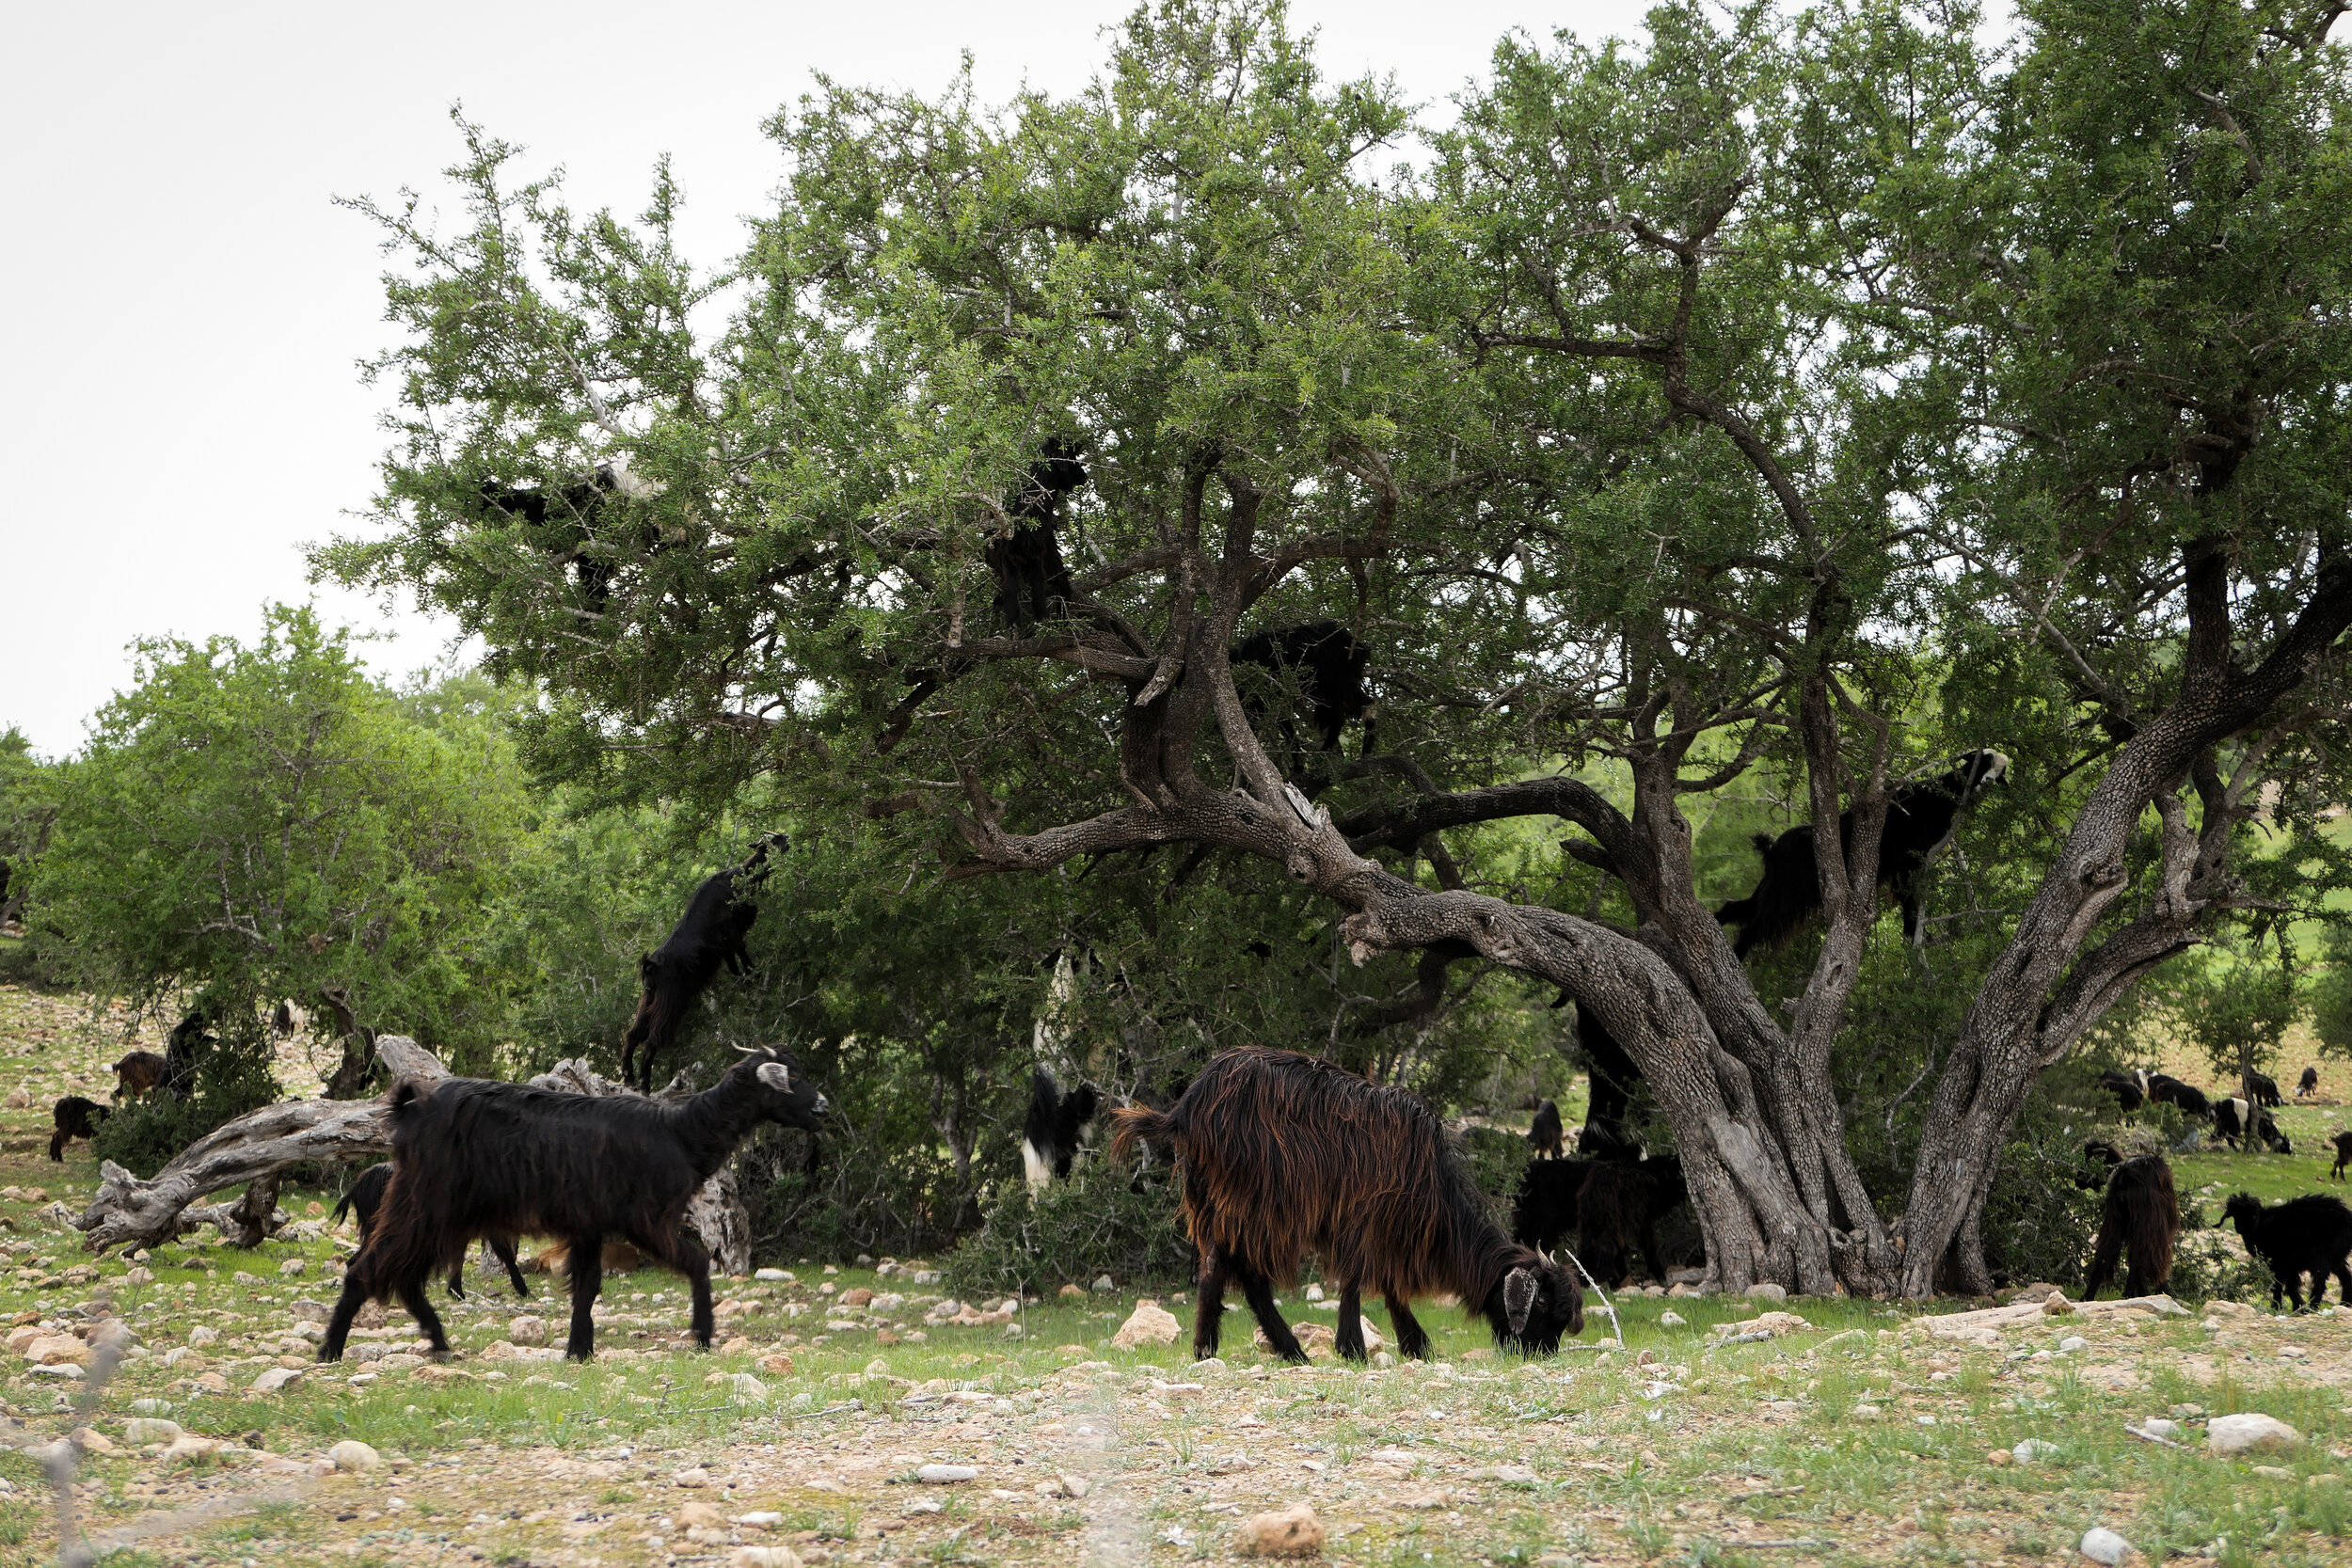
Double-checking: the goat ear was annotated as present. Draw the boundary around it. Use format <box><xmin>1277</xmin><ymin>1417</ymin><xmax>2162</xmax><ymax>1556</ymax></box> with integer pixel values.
<box><xmin>756</xmin><ymin>1061</ymin><xmax>793</xmax><ymax>1092</ymax></box>
<box><xmin>1502</xmin><ymin>1266</ymin><xmax>1538</xmax><ymax>1335</ymax></box>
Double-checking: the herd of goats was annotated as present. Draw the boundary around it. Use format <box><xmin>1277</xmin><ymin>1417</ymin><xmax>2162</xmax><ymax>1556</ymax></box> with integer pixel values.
<box><xmin>18</xmin><ymin>511</ymin><xmax>2352</xmax><ymax>1354</ymax></box>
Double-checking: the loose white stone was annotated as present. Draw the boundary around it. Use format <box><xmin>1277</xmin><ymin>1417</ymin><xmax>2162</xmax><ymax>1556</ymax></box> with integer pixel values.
<box><xmin>124</xmin><ymin>1418</ymin><xmax>182</xmax><ymax>1446</ymax></box>
<box><xmin>1658</xmin><ymin>1310</ymin><xmax>1687</xmax><ymax>1327</ymax></box>
<box><xmin>2209</xmin><ymin>1413</ymin><xmax>2303</xmax><ymax>1456</ymax></box>
<box><xmin>918</xmin><ymin>1464</ymin><xmax>978</xmax><ymax>1483</ymax></box>
<box><xmin>327</xmin><ymin>1440</ymin><xmax>380</xmax><ymax>1472</ymax></box>
<box><xmin>1744</xmin><ymin>1283</ymin><xmax>1788</xmax><ymax>1303</ymax></box>
<box><xmin>250</xmin><ymin>1367</ymin><xmax>303</xmax><ymax>1393</ymax></box>
<box><xmin>2013</xmin><ymin>1438</ymin><xmax>2061</xmax><ymax>1463</ymax></box>
<box><xmin>2079</xmin><ymin>1526</ymin><xmax>2131</xmax><ymax>1564</ymax></box>
<box><xmin>2058</xmin><ymin>1336</ymin><xmax>2089</xmax><ymax>1354</ymax></box>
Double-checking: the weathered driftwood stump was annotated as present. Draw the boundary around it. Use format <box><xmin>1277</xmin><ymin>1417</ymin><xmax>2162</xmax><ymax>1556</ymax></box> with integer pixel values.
<box><xmin>526</xmin><ymin>1059</ymin><xmax>755</xmax><ymax>1275</ymax></box>
<box><xmin>72</xmin><ymin>1036</ymin><xmax>450</xmax><ymax>1255</ymax></box>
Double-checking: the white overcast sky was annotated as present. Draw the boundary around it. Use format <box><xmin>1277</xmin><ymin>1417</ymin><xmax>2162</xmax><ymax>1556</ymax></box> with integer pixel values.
<box><xmin>6</xmin><ymin>0</ymin><xmax>1730</xmax><ymax>755</ymax></box>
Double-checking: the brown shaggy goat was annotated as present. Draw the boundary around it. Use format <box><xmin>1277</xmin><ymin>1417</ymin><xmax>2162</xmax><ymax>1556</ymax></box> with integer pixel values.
<box><xmin>111</xmin><ymin>1051</ymin><xmax>167</xmax><ymax>1102</ymax></box>
<box><xmin>2081</xmin><ymin>1154</ymin><xmax>2180</xmax><ymax>1300</ymax></box>
<box><xmin>1111</xmin><ymin>1047</ymin><xmax>1582</xmax><ymax>1364</ymax></box>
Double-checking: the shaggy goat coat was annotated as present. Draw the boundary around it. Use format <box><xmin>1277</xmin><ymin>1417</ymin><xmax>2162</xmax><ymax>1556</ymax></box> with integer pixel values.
<box><xmin>2081</xmin><ymin>1155</ymin><xmax>2180</xmax><ymax>1300</ymax></box>
<box><xmin>49</xmin><ymin>1097</ymin><xmax>106</xmax><ymax>1161</ymax></box>
<box><xmin>2223</xmin><ymin>1192</ymin><xmax>2352</xmax><ymax>1311</ymax></box>
<box><xmin>331</xmin><ymin>1163</ymin><xmax>530</xmax><ymax>1300</ymax></box>
<box><xmin>1111</xmin><ymin>1047</ymin><xmax>1581</xmax><ymax>1362</ymax></box>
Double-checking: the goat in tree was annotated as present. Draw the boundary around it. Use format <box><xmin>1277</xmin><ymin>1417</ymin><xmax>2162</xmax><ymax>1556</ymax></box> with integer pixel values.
<box><xmin>1715</xmin><ymin>749</ymin><xmax>2010</xmax><ymax>959</ymax></box>
<box><xmin>49</xmin><ymin>1097</ymin><xmax>107</xmax><ymax>1162</ymax></box>
<box><xmin>1021</xmin><ymin>1068</ymin><xmax>1100</xmax><ymax>1188</ymax></box>
<box><xmin>1229</xmin><ymin>621</ymin><xmax>1376</xmax><ymax>779</ymax></box>
<box><xmin>2221</xmin><ymin>1193</ymin><xmax>2352</xmax><ymax>1311</ymax></box>
<box><xmin>2081</xmin><ymin>1154</ymin><xmax>2180</xmax><ymax>1298</ymax></box>
<box><xmin>620</xmin><ymin>834</ymin><xmax>786</xmax><ymax>1092</ymax></box>
<box><xmin>1110</xmin><ymin>1047</ymin><xmax>1582</xmax><ymax>1363</ymax></box>
<box><xmin>319</xmin><ymin>1045</ymin><xmax>828</xmax><ymax>1363</ymax></box>
<box><xmin>983</xmin><ymin>440</ymin><xmax>1088</xmax><ymax>631</ymax></box>
<box><xmin>332</xmin><ymin>1164</ymin><xmax>530</xmax><ymax>1300</ymax></box>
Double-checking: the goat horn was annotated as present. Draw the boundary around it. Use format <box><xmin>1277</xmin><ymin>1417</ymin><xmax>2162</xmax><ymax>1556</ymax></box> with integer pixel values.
<box><xmin>733</xmin><ymin>1044</ymin><xmax>760</xmax><ymax>1054</ymax></box>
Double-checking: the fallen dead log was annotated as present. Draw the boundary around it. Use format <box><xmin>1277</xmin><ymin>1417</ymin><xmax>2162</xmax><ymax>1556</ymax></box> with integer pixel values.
<box><xmin>1903</xmin><ymin>1291</ymin><xmax>2188</xmax><ymax>1344</ymax></box>
<box><xmin>72</xmin><ymin>1036</ymin><xmax>450</xmax><ymax>1255</ymax></box>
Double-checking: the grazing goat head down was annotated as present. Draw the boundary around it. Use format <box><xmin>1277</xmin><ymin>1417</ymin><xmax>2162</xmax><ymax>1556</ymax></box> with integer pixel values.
<box><xmin>2097</xmin><ymin>1070</ymin><xmax>2145</xmax><ymax>1113</ymax></box>
<box><xmin>1022</xmin><ymin>1068</ymin><xmax>1100</xmax><ymax>1188</ymax></box>
<box><xmin>1110</xmin><ymin>1047</ymin><xmax>1581</xmax><ymax>1364</ymax></box>
<box><xmin>319</xmin><ymin>1045</ymin><xmax>826</xmax><ymax>1364</ymax></box>
<box><xmin>2214</xmin><ymin>1096</ymin><xmax>2291</xmax><ymax>1154</ymax></box>
<box><xmin>621</xmin><ymin>834</ymin><xmax>785</xmax><ymax>1092</ymax></box>
<box><xmin>2245</xmin><ymin>1070</ymin><xmax>2283</xmax><ymax>1109</ymax></box>
<box><xmin>110</xmin><ymin>1051</ymin><xmax>167</xmax><ymax>1103</ymax></box>
<box><xmin>1714</xmin><ymin>748</ymin><xmax>2010</xmax><ymax>959</ymax></box>
<box><xmin>49</xmin><ymin>1097</ymin><xmax>106</xmax><ymax>1162</ymax></box>
<box><xmin>2081</xmin><ymin>1154</ymin><xmax>2180</xmax><ymax>1299</ymax></box>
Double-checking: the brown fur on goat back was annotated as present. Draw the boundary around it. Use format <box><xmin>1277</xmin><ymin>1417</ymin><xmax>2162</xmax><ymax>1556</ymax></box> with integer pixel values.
<box><xmin>1111</xmin><ymin>1046</ymin><xmax>1561</xmax><ymax>1314</ymax></box>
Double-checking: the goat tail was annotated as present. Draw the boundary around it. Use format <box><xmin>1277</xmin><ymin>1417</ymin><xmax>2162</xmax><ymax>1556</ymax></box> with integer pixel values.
<box><xmin>1109</xmin><ymin>1105</ymin><xmax>1173</xmax><ymax>1164</ymax></box>
<box><xmin>329</xmin><ymin>1191</ymin><xmax>354</xmax><ymax>1227</ymax></box>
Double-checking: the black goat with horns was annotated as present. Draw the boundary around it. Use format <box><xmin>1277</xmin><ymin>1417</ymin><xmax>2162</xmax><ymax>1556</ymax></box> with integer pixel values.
<box><xmin>319</xmin><ymin>1045</ymin><xmax>829</xmax><ymax>1363</ymax></box>
<box><xmin>620</xmin><ymin>834</ymin><xmax>787</xmax><ymax>1092</ymax></box>
<box><xmin>984</xmin><ymin>440</ymin><xmax>1089</xmax><ymax>631</ymax></box>
<box><xmin>1715</xmin><ymin>749</ymin><xmax>2010</xmax><ymax>959</ymax></box>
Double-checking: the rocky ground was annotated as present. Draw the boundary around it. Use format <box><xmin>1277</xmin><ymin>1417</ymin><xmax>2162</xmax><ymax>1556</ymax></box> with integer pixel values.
<box><xmin>0</xmin><ymin>985</ymin><xmax>2347</xmax><ymax>1568</ymax></box>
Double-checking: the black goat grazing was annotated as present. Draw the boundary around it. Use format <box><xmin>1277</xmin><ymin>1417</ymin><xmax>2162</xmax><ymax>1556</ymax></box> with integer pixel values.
<box><xmin>2300</xmin><ymin>1066</ymin><xmax>2322</xmax><ymax>1099</ymax></box>
<box><xmin>1022</xmin><ymin>1068</ymin><xmax>1100</xmax><ymax>1188</ymax></box>
<box><xmin>1527</xmin><ymin>1100</ymin><xmax>1565</xmax><ymax>1160</ymax></box>
<box><xmin>984</xmin><ymin>440</ymin><xmax>1088</xmax><ymax>630</ymax></box>
<box><xmin>2214</xmin><ymin>1097</ymin><xmax>2292</xmax><ymax>1154</ymax></box>
<box><xmin>1229</xmin><ymin>621</ymin><xmax>1376</xmax><ymax>761</ymax></box>
<box><xmin>2221</xmin><ymin>1192</ymin><xmax>2352</xmax><ymax>1310</ymax></box>
<box><xmin>2148</xmin><ymin>1074</ymin><xmax>2214</xmax><ymax>1120</ymax></box>
<box><xmin>2082</xmin><ymin>1155</ymin><xmax>2181</xmax><ymax>1299</ymax></box>
<box><xmin>2246</xmin><ymin>1070</ymin><xmax>2283</xmax><ymax>1109</ymax></box>
<box><xmin>1715</xmin><ymin>749</ymin><xmax>2010</xmax><ymax>959</ymax></box>
<box><xmin>2333</xmin><ymin>1131</ymin><xmax>2352</xmax><ymax>1181</ymax></box>
<box><xmin>49</xmin><ymin>1097</ymin><xmax>106</xmax><ymax>1162</ymax></box>
<box><xmin>332</xmin><ymin>1164</ymin><xmax>529</xmax><ymax>1301</ymax></box>
<box><xmin>1576</xmin><ymin>1158</ymin><xmax>1689</xmax><ymax>1290</ymax></box>
<box><xmin>621</xmin><ymin>834</ymin><xmax>785</xmax><ymax>1092</ymax></box>
<box><xmin>1110</xmin><ymin>1047</ymin><xmax>1581</xmax><ymax>1363</ymax></box>
<box><xmin>1509</xmin><ymin>1157</ymin><xmax>1600</xmax><ymax>1253</ymax></box>
<box><xmin>319</xmin><ymin>1045</ymin><xmax>828</xmax><ymax>1363</ymax></box>
<box><xmin>1570</xmin><ymin>1002</ymin><xmax>1643</xmax><ymax>1156</ymax></box>
<box><xmin>2097</xmin><ymin>1070</ymin><xmax>2146</xmax><ymax>1113</ymax></box>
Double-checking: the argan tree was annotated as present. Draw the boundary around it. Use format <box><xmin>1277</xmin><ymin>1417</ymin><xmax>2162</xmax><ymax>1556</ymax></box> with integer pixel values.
<box><xmin>326</xmin><ymin>0</ymin><xmax>2352</xmax><ymax>1293</ymax></box>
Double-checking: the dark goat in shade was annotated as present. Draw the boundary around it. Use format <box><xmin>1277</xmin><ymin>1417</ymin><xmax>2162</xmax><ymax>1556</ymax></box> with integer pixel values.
<box><xmin>49</xmin><ymin>1097</ymin><xmax>106</xmax><ymax>1162</ymax></box>
<box><xmin>2245</xmin><ymin>1070</ymin><xmax>2283</xmax><ymax>1109</ymax></box>
<box><xmin>2301</xmin><ymin>1066</ymin><xmax>2322</xmax><ymax>1099</ymax></box>
<box><xmin>1509</xmin><ymin>1158</ymin><xmax>1603</xmax><ymax>1253</ymax></box>
<box><xmin>2214</xmin><ymin>1097</ymin><xmax>2292</xmax><ymax>1154</ymax></box>
<box><xmin>1715</xmin><ymin>750</ymin><xmax>2010</xmax><ymax>959</ymax></box>
<box><xmin>319</xmin><ymin>1046</ymin><xmax>828</xmax><ymax>1363</ymax></box>
<box><xmin>1229</xmin><ymin>621</ymin><xmax>1377</xmax><ymax>762</ymax></box>
<box><xmin>1526</xmin><ymin>1100</ymin><xmax>1565</xmax><ymax>1161</ymax></box>
<box><xmin>332</xmin><ymin>1164</ymin><xmax>530</xmax><ymax>1300</ymax></box>
<box><xmin>2148</xmin><ymin>1074</ymin><xmax>2213</xmax><ymax>1120</ymax></box>
<box><xmin>2097</xmin><ymin>1070</ymin><xmax>2146</xmax><ymax>1114</ymax></box>
<box><xmin>2075</xmin><ymin>1138</ymin><xmax>2125</xmax><ymax>1192</ymax></box>
<box><xmin>984</xmin><ymin>440</ymin><xmax>1088</xmax><ymax>631</ymax></box>
<box><xmin>2332</xmin><ymin>1131</ymin><xmax>2352</xmax><ymax>1181</ymax></box>
<box><xmin>2222</xmin><ymin>1192</ymin><xmax>2352</xmax><ymax>1310</ymax></box>
<box><xmin>621</xmin><ymin>835</ymin><xmax>784</xmax><ymax>1092</ymax></box>
<box><xmin>1110</xmin><ymin>1047</ymin><xmax>1581</xmax><ymax>1363</ymax></box>
<box><xmin>1021</xmin><ymin>1069</ymin><xmax>1100</xmax><ymax>1188</ymax></box>
<box><xmin>1570</xmin><ymin>1002</ymin><xmax>1642</xmax><ymax>1156</ymax></box>
<box><xmin>110</xmin><ymin>1052</ymin><xmax>167</xmax><ymax>1103</ymax></box>
<box><xmin>479</xmin><ymin>466</ymin><xmax>628</xmax><ymax>608</ymax></box>
<box><xmin>1576</xmin><ymin>1158</ymin><xmax>1689</xmax><ymax>1290</ymax></box>
<box><xmin>2082</xmin><ymin>1154</ymin><xmax>2180</xmax><ymax>1299</ymax></box>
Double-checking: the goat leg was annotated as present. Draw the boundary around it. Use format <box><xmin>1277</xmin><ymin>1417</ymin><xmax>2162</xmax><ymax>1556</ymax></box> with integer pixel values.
<box><xmin>318</xmin><ymin>1270</ymin><xmax>372</xmax><ymax>1363</ymax></box>
<box><xmin>565</xmin><ymin>1233</ymin><xmax>604</xmax><ymax>1360</ymax></box>
<box><xmin>1237</xmin><ymin>1265</ymin><xmax>1307</xmax><ymax>1365</ymax></box>
<box><xmin>397</xmin><ymin>1276</ymin><xmax>451</xmax><ymax>1359</ymax></box>
<box><xmin>1384</xmin><ymin>1295</ymin><xmax>1433</xmax><ymax>1361</ymax></box>
<box><xmin>1191</xmin><ymin>1251</ymin><xmax>1229</xmax><ymax>1361</ymax></box>
<box><xmin>446</xmin><ymin>1259</ymin><xmax>467</xmax><ymax>1300</ymax></box>
<box><xmin>672</xmin><ymin>1229</ymin><xmax>716</xmax><ymax>1349</ymax></box>
<box><xmin>493</xmin><ymin>1238</ymin><xmax>531</xmax><ymax>1298</ymax></box>
<box><xmin>1332</xmin><ymin>1283</ymin><xmax>1368</xmax><ymax>1363</ymax></box>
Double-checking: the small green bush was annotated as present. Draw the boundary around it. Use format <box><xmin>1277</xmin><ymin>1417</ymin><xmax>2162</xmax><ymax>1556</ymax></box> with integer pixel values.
<box><xmin>91</xmin><ymin>1043</ymin><xmax>278</xmax><ymax>1179</ymax></box>
<box><xmin>942</xmin><ymin>1159</ymin><xmax>1190</xmax><ymax>1298</ymax></box>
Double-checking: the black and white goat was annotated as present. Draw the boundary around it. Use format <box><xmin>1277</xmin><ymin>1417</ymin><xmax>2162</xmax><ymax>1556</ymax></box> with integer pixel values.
<box><xmin>2221</xmin><ymin>1192</ymin><xmax>2352</xmax><ymax>1311</ymax></box>
<box><xmin>1714</xmin><ymin>749</ymin><xmax>2010</xmax><ymax>959</ymax></box>
<box><xmin>331</xmin><ymin>1163</ymin><xmax>530</xmax><ymax>1300</ymax></box>
<box><xmin>620</xmin><ymin>834</ymin><xmax>784</xmax><ymax>1091</ymax></box>
<box><xmin>2213</xmin><ymin>1096</ymin><xmax>2292</xmax><ymax>1154</ymax></box>
<box><xmin>1022</xmin><ymin>1068</ymin><xmax>1100</xmax><ymax>1188</ymax></box>
<box><xmin>319</xmin><ymin>1045</ymin><xmax>828</xmax><ymax>1362</ymax></box>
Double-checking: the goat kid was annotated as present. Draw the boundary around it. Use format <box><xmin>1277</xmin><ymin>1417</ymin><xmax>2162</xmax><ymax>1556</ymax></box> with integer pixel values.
<box><xmin>621</xmin><ymin>834</ymin><xmax>785</xmax><ymax>1091</ymax></box>
<box><xmin>1111</xmin><ymin>1047</ymin><xmax>1581</xmax><ymax>1363</ymax></box>
<box><xmin>1022</xmin><ymin>1068</ymin><xmax>1100</xmax><ymax>1188</ymax></box>
<box><xmin>2082</xmin><ymin>1155</ymin><xmax>2181</xmax><ymax>1299</ymax></box>
<box><xmin>320</xmin><ymin>1045</ymin><xmax>827</xmax><ymax>1363</ymax></box>
<box><xmin>332</xmin><ymin>1163</ymin><xmax>530</xmax><ymax>1300</ymax></box>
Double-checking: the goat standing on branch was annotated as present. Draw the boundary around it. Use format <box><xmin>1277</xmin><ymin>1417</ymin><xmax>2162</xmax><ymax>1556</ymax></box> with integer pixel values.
<box><xmin>1716</xmin><ymin>750</ymin><xmax>2010</xmax><ymax>958</ymax></box>
<box><xmin>621</xmin><ymin>834</ymin><xmax>786</xmax><ymax>1092</ymax></box>
<box><xmin>1022</xmin><ymin>1069</ymin><xmax>1099</xmax><ymax>1188</ymax></box>
<box><xmin>1112</xmin><ymin>1047</ymin><xmax>1581</xmax><ymax>1363</ymax></box>
<box><xmin>318</xmin><ymin>1045</ymin><xmax>827</xmax><ymax>1363</ymax></box>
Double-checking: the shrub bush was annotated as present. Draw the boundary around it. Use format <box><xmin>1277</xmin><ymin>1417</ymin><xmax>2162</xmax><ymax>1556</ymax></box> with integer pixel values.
<box><xmin>942</xmin><ymin>1159</ymin><xmax>1190</xmax><ymax>1299</ymax></box>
